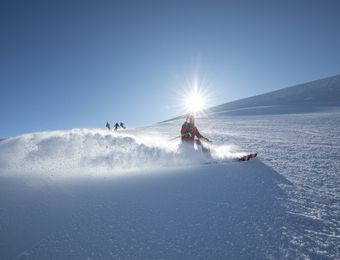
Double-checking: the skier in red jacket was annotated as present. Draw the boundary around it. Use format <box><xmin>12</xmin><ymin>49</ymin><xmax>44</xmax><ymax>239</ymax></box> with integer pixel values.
<box><xmin>180</xmin><ymin>114</ymin><xmax>211</xmax><ymax>153</ymax></box>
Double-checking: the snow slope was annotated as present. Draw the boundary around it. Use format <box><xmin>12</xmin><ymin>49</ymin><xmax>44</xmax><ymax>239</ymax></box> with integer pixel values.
<box><xmin>208</xmin><ymin>74</ymin><xmax>340</xmax><ymax>116</ymax></box>
<box><xmin>0</xmin><ymin>76</ymin><xmax>340</xmax><ymax>259</ymax></box>
<box><xmin>0</xmin><ymin>161</ymin><xmax>290</xmax><ymax>259</ymax></box>
<box><xmin>164</xmin><ymin>74</ymin><xmax>340</xmax><ymax>123</ymax></box>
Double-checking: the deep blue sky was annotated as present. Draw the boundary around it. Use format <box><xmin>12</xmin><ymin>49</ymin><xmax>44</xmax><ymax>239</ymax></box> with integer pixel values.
<box><xmin>1</xmin><ymin>0</ymin><xmax>340</xmax><ymax>137</ymax></box>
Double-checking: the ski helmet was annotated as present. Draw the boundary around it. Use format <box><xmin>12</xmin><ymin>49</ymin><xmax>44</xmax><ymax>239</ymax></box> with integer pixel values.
<box><xmin>186</xmin><ymin>114</ymin><xmax>195</xmax><ymax>124</ymax></box>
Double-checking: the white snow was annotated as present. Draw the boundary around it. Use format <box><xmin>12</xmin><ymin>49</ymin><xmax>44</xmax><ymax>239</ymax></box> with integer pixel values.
<box><xmin>0</xmin><ymin>128</ymin><xmax>245</xmax><ymax>178</ymax></box>
<box><xmin>0</xmin><ymin>76</ymin><xmax>340</xmax><ymax>259</ymax></box>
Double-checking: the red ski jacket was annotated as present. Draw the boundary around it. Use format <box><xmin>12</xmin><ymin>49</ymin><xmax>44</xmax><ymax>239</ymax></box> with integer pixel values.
<box><xmin>181</xmin><ymin>122</ymin><xmax>203</xmax><ymax>144</ymax></box>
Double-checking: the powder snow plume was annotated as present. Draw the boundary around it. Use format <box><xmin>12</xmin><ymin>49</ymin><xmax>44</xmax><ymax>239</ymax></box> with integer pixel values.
<box><xmin>0</xmin><ymin>128</ymin><xmax>242</xmax><ymax>178</ymax></box>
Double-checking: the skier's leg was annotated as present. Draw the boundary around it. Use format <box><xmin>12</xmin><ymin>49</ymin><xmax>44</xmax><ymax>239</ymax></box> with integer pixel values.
<box><xmin>196</xmin><ymin>139</ymin><xmax>210</xmax><ymax>154</ymax></box>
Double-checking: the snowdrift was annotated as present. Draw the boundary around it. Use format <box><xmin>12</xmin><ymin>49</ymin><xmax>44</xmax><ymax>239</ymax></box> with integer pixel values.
<box><xmin>0</xmin><ymin>128</ymin><xmax>245</xmax><ymax>177</ymax></box>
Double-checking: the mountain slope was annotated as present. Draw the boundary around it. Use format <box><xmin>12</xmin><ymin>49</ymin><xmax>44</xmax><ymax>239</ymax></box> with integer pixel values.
<box><xmin>1</xmin><ymin>109</ymin><xmax>339</xmax><ymax>259</ymax></box>
<box><xmin>208</xmin><ymin>74</ymin><xmax>340</xmax><ymax>116</ymax></box>
<box><xmin>0</xmin><ymin>76</ymin><xmax>340</xmax><ymax>259</ymax></box>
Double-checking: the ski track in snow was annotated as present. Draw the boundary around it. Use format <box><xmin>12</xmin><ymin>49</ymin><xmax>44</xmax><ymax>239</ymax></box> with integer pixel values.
<box><xmin>196</xmin><ymin>111</ymin><xmax>340</xmax><ymax>259</ymax></box>
<box><xmin>0</xmin><ymin>110</ymin><xmax>339</xmax><ymax>259</ymax></box>
<box><xmin>144</xmin><ymin>111</ymin><xmax>340</xmax><ymax>258</ymax></box>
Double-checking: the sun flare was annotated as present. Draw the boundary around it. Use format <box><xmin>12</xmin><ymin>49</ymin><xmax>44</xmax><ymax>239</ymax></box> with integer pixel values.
<box><xmin>185</xmin><ymin>91</ymin><xmax>206</xmax><ymax>113</ymax></box>
<box><xmin>176</xmin><ymin>74</ymin><xmax>214</xmax><ymax>117</ymax></box>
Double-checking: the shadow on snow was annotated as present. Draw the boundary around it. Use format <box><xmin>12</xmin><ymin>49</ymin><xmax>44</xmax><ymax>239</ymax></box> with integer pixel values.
<box><xmin>1</xmin><ymin>160</ymin><xmax>294</xmax><ymax>259</ymax></box>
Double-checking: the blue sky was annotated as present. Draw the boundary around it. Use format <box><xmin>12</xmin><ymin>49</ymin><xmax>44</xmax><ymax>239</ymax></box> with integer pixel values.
<box><xmin>1</xmin><ymin>0</ymin><xmax>340</xmax><ymax>137</ymax></box>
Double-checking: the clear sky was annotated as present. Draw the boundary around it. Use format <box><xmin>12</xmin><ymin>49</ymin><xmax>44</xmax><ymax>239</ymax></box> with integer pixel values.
<box><xmin>1</xmin><ymin>0</ymin><xmax>340</xmax><ymax>137</ymax></box>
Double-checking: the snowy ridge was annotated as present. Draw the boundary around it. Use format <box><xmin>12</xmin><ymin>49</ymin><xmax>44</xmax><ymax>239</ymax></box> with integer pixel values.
<box><xmin>208</xmin><ymin>74</ymin><xmax>340</xmax><ymax>116</ymax></box>
<box><xmin>0</xmin><ymin>128</ymin><xmax>245</xmax><ymax>177</ymax></box>
<box><xmin>163</xmin><ymin>74</ymin><xmax>340</xmax><ymax>122</ymax></box>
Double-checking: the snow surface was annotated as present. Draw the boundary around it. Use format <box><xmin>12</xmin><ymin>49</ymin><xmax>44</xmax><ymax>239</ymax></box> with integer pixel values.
<box><xmin>207</xmin><ymin>74</ymin><xmax>340</xmax><ymax>116</ymax></box>
<box><xmin>1</xmin><ymin>77</ymin><xmax>340</xmax><ymax>259</ymax></box>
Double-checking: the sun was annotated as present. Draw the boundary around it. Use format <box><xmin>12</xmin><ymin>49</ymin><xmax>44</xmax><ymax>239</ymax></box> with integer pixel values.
<box><xmin>185</xmin><ymin>90</ymin><xmax>206</xmax><ymax>113</ymax></box>
<box><xmin>175</xmin><ymin>74</ymin><xmax>213</xmax><ymax>116</ymax></box>
<box><xmin>182</xmin><ymin>75</ymin><xmax>210</xmax><ymax>114</ymax></box>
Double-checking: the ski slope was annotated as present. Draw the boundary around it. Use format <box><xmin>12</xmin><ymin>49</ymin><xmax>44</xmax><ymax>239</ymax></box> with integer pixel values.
<box><xmin>207</xmin><ymin>74</ymin><xmax>340</xmax><ymax>116</ymax></box>
<box><xmin>0</xmin><ymin>76</ymin><xmax>340</xmax><ymax>259</ymax></box>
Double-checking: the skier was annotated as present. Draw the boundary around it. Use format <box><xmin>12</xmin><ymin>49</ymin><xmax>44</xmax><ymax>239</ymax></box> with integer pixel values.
<box><xmin>120</xmin><ymin>122</ymin><xmax>126</xmax><ymax>129</ymax></box>
<box><xmin>106</xmin><ymin>122</ymin><xmax>111</xmax><ymax>130</ymax></box>
<box><xmin>180</xmin><ymin>114</ymin><xmax>211</xmax><ymax>153</ymax></box>
<box><xmin>114</xmin><ymin>122</ymin><xmax>120</xmax><ymax>131</ymax></box>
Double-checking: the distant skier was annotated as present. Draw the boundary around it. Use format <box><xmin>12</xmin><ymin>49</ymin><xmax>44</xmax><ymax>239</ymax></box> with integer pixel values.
<box><xmin>119</xmin><ymin>122</ymin><xmax>126</xmax><ymax>129</ymax></box>
<box><xmin>114</xmin><ymin>122</ymin><xmax>120</xmax><ymax>131</ymax></box>
<box><xmin>106</xmin><ymin>122</ymin><xmax>111</xmax><ymax>130</ymax></box>
<box><xmin>180</xmin><ymin>114</ymin><xmax>211</xmax><ymax>153</ymax></box>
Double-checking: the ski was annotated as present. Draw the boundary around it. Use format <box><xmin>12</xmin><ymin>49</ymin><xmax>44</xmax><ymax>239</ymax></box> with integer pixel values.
<box><xmin>239</xmin><ymin>152</ymin><xmax>257</xmax><ymax>161</ymax></box>
<box><xmin>198</xmin><ymin>152</ymin><xmax>258</xmax><ymax>166</ymax></box>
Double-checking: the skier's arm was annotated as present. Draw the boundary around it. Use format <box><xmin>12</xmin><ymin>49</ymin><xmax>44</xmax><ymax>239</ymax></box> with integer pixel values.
<box><xmin>195</xmin><ymin>128</ymin><xmax>212</xmax><ymax>143</ymax></box>
<box><xmin>194</xmin><ymin>127</ymin><xmax>204</xmax><ymax>139</ymax></box>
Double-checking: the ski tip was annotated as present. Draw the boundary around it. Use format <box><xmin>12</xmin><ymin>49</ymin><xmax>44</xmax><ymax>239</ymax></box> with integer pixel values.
<box><xmin>239</xmin><ymin>152</ymin><xmax>258</xmax><ymax>161</ymax></box>
<box><xmin>239</xmin><ymin>155</ymin><xmax>250</xmax><ymax>161</ymax></box>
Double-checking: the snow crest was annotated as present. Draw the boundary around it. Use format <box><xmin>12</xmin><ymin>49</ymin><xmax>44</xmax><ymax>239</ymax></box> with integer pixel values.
<box><xmin>0</xmin><ymin>129</ymin><xmax>239</xmax><ymax>177</ymax></box>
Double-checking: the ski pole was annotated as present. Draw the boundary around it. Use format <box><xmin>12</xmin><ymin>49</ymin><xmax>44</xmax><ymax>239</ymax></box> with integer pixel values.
<box><xmin>169</xmin><ymin>136</ymin><xmax>181</xmax><ymax>141</ymax></box>
<box><xmin>201</xmin><ymin>137</ymin><xmax>212</xmax><ymax>144</ymax></box>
